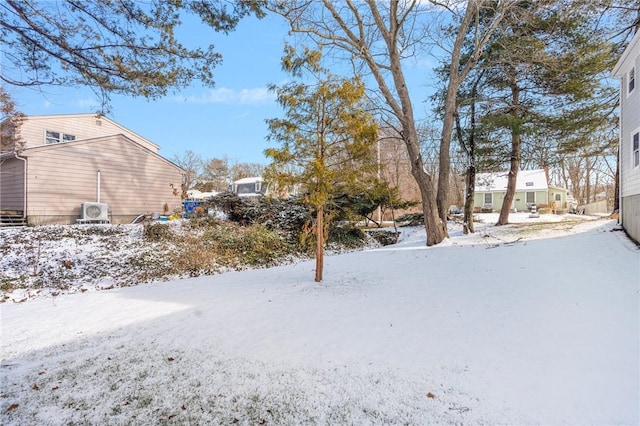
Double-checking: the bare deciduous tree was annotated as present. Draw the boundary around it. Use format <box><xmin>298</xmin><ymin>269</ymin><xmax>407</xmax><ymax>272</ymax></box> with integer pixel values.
<box><xmin>430</xmin><ymin>1</ymin><xmax>514</xmax><ymax>224</ymax></box>
<box><xmin>267</xmin><ymin>0</ymin><xmax>515</xmax><ymax>245</ymax></box>
<box><xmin>230</xmin><ymin>162</ymin><xmax>265</xmax><ymax>182</ymax></box>
<box><xmin>201</xmin><ymin>157</ymin><xmax>231</xmax><ymax>192</ymax></box>
<box><xmin>171</xmin><ymin>150</ymin><xmax>204</xmax><ymax>192</ymax></box>
<box><xmin>0</xmin><ymin>87</ymin><xmax>24</xmax><ymax>152</ymax></box>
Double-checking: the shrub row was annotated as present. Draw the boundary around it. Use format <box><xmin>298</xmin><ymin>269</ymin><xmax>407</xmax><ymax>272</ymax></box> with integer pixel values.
<box><xmin>135</xmin><ymin>193</ymin><xmax>380</xmax><ymax>280</ymax></box>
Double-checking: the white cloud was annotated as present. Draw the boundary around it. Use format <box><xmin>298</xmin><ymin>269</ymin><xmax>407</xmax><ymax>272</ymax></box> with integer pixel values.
<box><xmin>177</xmin><ymin>87</ymin><xmax>276</xmax><ymax>105</ymax></box>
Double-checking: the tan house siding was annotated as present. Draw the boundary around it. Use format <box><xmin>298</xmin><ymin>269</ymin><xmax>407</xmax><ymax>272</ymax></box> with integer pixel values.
<box><xmin>24</xmin><ymin>135</ymin><xmax>183</xmax><ymax>224</ymax></box>
<box><xmin>0</xmin><ymin>156</ymin><xmax>25</xmax><ymax>211</ymax></box>
<box><xmin>19</xmin><ymin>114</ymin><xmax>159</xmax><ymax>152</ymax></box>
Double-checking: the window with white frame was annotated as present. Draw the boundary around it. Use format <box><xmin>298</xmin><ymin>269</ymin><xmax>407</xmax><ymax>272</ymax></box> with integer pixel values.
<box><xmin>45</xmin><ymin>130</ymin><xmax>76</xmax><ymax>144</ymax></box>
<box><xmin>484</xmin><ymin>193</ymin><xmax>492</xmax><ymax>205</ymax></box>
<box><xmin>633</xmin><ymin>131</ymin><xmax>639</xmax><ymax>168</ymax></box>
<box><xmin>526</xmin><ymin>192</ymin><xmax>535</xmax><ymax>204</ymax></box>
<box><xmin>629</xmin><ymin>67</ymin><xmax>636</xmax><ymax>95</ymax></box>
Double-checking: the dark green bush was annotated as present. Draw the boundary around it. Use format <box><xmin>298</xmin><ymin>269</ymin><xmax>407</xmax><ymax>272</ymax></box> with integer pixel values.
<box><xmin>327</xmin><ymin>224</ymin><xmax>366</xmax><ymax>249</ymax></box>
<box><xmin>204</xmin><ymin>193</ymin><xmax>312</xmax><ymax>236</ymax></box>
<box><xmin>396</xmin><ymin>213</ymin><xmax>423</xmax><ymax>226</ymax></box>
<box><xmin>368</xmin><ymin>230</ymin><xmax>399</xmax><ymax>246</ymax></box>
<box><xmin>205</xmin><ymin>192</ymin><xmax>253</xmax><ymax>224</ymax></box>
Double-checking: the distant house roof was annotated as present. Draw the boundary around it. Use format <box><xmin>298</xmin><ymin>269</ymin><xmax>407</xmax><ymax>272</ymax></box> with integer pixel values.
<box><xmin>187</xmin><ymin>189</ymin><xmax>218</xmax><ymax>200</ymax></box>
<box><xmin>233</xmin><ymin>176</ymin><xmax>263</xmax><ymax>185</ymax></box>
<box><xmin>476</xmin><ymin>169</ymin><xmax>549</xmax><ymax>192</ymax></box>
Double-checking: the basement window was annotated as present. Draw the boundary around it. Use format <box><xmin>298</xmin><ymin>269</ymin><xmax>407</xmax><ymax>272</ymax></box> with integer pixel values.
<box><xmin>45</xmin><ymin>130</ymin><xmax>76</xmax><ymax>144</ymax></box>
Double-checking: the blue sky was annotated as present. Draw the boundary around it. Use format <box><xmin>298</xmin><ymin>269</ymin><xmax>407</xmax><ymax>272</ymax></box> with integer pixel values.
<box><xmin>7</xmin><ymin>12</ymin><xmax>438</xmax><ymax>166</ymax></box>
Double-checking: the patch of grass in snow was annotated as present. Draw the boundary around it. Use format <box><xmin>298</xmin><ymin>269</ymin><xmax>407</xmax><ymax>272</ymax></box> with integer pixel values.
<box><xmin>204</xmin><ymin>223</ymin><xmax>294</xmax><ymax>267</ymax></box>
<box><xmin>0</xmin><ymin>277</ymin><xmax>18</xmax><ymax>291</ymax></box>
<box><xmin>494</xmin><ymin>219</ymin><xmax>587</xmax><ymax>238</ymax></box>
<box><xmin>1</xmin><ymin>337</ymin><xmax>483</xmax><ymax>425</ymax></box>
<box><xmin>142</xmin><ymin>222</ymin><xmax>175</xmax><ymax>242</ymax></box>
<box><xmin>172</xmin><ymin>236</ymin><xmax>220</xmax><ymax>275</ymax></box>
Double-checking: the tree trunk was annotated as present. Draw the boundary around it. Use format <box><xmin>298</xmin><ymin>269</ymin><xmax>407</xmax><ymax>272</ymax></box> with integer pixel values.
<box><xmin>585</xmin><ymin>156</ymin><xmax>592</xmax><ymax>203</ymax></box>
<box><xmin>437</xmin><ymin>81</ymin><xmax>458</xmax><ymax>223</ymax></box>
<box><xmin>386</xmin><ymin>33</ymin><xmax>446</xmax><ymax>245</ymax></box>
<box><xmin>497</xmin><ymin>81</ymin><xmax>521</xmax><ymax>226</ymax></box>
<box><xmin>315</xmin><ymin>206</ymin><xmax>324</xmax><ymax>282</ymax></box>
<box><xmin>436</xmin><ymin>1</ymin><xmax>489</xmax><ymax>225</ymax></box>
<box><xmin>400</xmin><ymin>121</ymin><xmax>446</xmax><ymax>246</ymax></box>
<box><xmin>463</xmin><ymin>165</ymin><xmax>476</xmax><ymax>234</ymax></box>
<box><xmin>497</xmin><ymin>139</ymin><xmax>520</xmax><ymax>225</ymax></box>
<box><xmin>461</xmin><ymin>74</ymin><xmax>481</xmax><ymax>234</ymax></box>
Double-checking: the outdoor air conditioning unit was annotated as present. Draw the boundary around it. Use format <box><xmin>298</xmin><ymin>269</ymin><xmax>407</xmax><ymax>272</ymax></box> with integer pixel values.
<box><xmin>82</xmin><ymin>202</ymin><xmax>109</xmax><ymax>221</ymax></box>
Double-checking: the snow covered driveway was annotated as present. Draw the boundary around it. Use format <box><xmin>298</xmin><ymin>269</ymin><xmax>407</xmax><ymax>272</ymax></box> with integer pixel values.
<box><xmin>1</xmin><ymin>218</ymin><xmax>638</xmax><ymax>425</ymax></box>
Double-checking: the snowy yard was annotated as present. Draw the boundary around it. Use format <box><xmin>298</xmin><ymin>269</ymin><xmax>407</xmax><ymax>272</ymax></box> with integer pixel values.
<box><xmin>1</xmin><ymin>214</ymin><xmax>638</xmax><ymax>425</ymax></box>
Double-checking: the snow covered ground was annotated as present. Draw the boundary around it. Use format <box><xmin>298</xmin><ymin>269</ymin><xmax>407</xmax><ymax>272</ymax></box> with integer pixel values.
<box><xmin>1</xmin><ymin>214</ymin><xmax>638</xmax><ymax>425</ymax></box>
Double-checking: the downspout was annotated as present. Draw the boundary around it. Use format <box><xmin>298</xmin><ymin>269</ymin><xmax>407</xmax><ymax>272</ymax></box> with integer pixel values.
<box><xmin>14</xmin><ymin>152</ymin><xmax>27</xmax><ymax>220</ymax></box>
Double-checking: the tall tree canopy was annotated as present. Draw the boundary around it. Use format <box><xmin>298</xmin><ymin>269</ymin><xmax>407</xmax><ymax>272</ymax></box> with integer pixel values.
<box><xmin>267</xmin><ymin>0</ymin><xmax>525</xmax><ymax>245</ymax></box>
<box><xmin>444</xmin><ymin>0</ymin><xmax>624</xmax><ymax>225</ymax></box>
<box><xmin>0</xmin><ymin>0</ymin><xmax>263</xmax><ymax>110</ymax></box>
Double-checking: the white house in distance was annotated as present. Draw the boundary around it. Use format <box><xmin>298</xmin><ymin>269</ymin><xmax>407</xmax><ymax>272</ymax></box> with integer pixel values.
<box><xmin>230</xmin><ymin>176</ymin><xmax>267</xmax><ymax>197</ymax></box>
<box><xmin>474</xmin><ymin>169</ymin><xmax>569</xmax><ymax>213</ymax></box>
<box><xmin>612</xmin><ymin>29</ymin><xmax>640</xmax><ymax>244</ymax></box>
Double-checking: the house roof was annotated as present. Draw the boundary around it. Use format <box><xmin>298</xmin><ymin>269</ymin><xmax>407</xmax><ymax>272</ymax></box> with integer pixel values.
<box><xmin>187</xmin><ymin>189</ymin><xmax>218</xmax><ymax>200</ymax></box>
<box><xmin>233</xmin><ymin>176</ymin><xmax>263</xmax><ymax>184</ymax></box>
<box><xmin>476</xmin><ymin>169</ymin><xmax>549</xmax><ymax>192</ymax></box>
<box><xmin>2</xmin><ymin>113</ymin><xmax>160</xmax><ymax>151</ymax></box>
<box><xmin>16</xmin><ymin>134</ymin><xmax>184</xmax><ymax>173</ymax></box>
<box><xmin>612</xmin><ymin>30</ymin><xmax>640</xmax><ymax>77</ymax></box>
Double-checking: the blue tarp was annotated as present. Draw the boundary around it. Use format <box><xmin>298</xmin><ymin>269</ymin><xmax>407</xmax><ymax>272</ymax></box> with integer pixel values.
<box><xmin>183</xmin><ymin>200</ymin><xmax>202</xmax><ymax>217</ymax></box>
